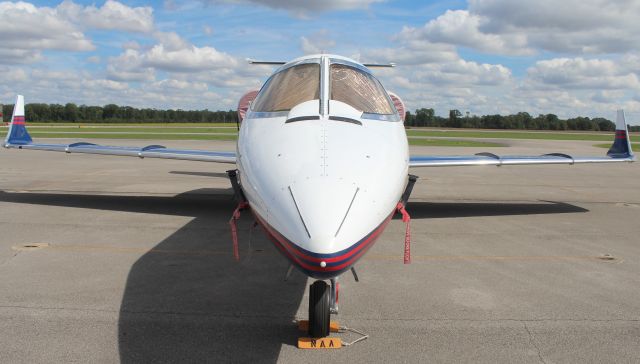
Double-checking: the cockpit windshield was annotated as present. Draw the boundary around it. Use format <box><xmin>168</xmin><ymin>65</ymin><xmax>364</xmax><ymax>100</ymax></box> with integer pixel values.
<box><xmin>251</xmin><ymin>63</ymin><xmax>320</xmax><ymax>113</ymax></box>
<box><xmin>330</xmin><ymin>64</ymin><xmax>395</xmax><ymax>115</ymax></box>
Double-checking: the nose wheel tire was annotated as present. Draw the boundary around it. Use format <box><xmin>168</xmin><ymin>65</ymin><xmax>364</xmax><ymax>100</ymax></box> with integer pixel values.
<box><xmin>308</xmin><ymin>280</ymin><xmax>331</xmax><ymax>338</ymax></box>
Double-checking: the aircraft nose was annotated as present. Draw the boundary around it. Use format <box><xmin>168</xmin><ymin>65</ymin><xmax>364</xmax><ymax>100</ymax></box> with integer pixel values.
<box><xmin>288</xmin><ymin>178</ymin><xmax>359</xmax><ymax>250</ymax></box>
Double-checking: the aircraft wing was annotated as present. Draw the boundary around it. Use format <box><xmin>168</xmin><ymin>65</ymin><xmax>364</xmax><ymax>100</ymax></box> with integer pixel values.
<box><xmin>409</xmin><ymin>110</ymin><xmax>635</xmax><ymax>167</ymax></box>
<box><xmin>3</xmin><ymin>95</ymin><xmax>236</xmax><ymax>164</ymax></box>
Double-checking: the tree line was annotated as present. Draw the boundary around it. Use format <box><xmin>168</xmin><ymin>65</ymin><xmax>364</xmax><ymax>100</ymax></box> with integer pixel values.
<box><xmin>1</xmin><ymin>103</ymin><xmax>637</xmax><ymax>132</ymax></box>
<box><xmin>1</xmin><ymin>103</ymin><xmax>238</xmax><ymax>124</ymax></box>
<box><xmin>406</xmin><ymin>108</ymin><xmax>640</xmax><ymax>132</ymax></box>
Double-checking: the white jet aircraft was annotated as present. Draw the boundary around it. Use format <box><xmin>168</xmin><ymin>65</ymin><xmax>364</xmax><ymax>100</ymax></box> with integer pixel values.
<box><xmin>3</xmin><ymin>54</ymin><xmax>635</xmax><ymax>338</ymax></box>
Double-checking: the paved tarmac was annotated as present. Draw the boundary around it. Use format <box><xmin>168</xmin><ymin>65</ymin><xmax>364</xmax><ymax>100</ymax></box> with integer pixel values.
<box><xmin>0</xmin><ymin>138</ymin><xmax>639</xmax><ymax>363</ymax></box>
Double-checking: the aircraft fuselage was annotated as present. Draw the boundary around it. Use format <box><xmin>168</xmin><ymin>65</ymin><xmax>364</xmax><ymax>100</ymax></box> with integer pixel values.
<box><xmin>236</xmin><ymin>55</ymin><xmax>409</xmax><ymax>278</ymax></box>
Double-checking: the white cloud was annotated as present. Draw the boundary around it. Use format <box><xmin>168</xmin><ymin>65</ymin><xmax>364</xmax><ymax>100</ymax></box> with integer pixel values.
<box><xmin>0</xmin><ymin>67</ymin><xmax>225</xmax><ymax>110</ymax></box>
<box><xmin>0</xmin><ymin>1</ymin><xmax>94</xmax><ymax>61</ymax></box>
<box><xmin>388</xmin><ymin>59</ymin><xmax>511</xmax><ymax>88</ymax></box>
<box><xmin>12</xmin><ymin>68</ymin><xmax>128</xmax><ymax>97</ymax></box>
<box><xmin>363</xmin><ymin>41</ymin><xmax>458</xmax><ymax>65</ymax></box>
<box><xmin>143</xmin><ymin>44</ymin><xmax>238</xmax><ymax>72</ymax></box>
<box><xmin>150</xmin><ymin>79</ymin><xmax>209</xmax><ymax>92</ymax></box>
<box><xmin>469</xmin><ymin>0</ymin><xmax>640</xmax><ymax>54</ymax></box>
<box><xmin>153</xmin><ymin>31</ymin><xmax>190</xmax><ymax>52</ymax></box>
<box><xmin>204</xmin><ymin>0</ymin><xmax>383</xmax><ymax>14</ymax></box>
<box><xmin>356</xmin><ymin>1</ymin><xmax>640</xmax><ymax>120</ymax></box>
<box><xmin>300</xmin><ymin>30</ymin><xmax>336</xmax><ymax>54</ymax></box>
<box><xmin>102</xmin><ymin>32</ymin><xmax>271</xmax><ymax>109</ymax></box>
<box><xmin>4</xmin><ymin>0</ymin><xmax>638</xmax><ymax>121</ymax></box>
<box><xmin>399</xmin><ymin>10</ymin><xmax>533</xmax><ymax>56</ymax></box>
<box><xmin>0</xmin><ymin>48</ymin><xmax>42</xmax><ymax>64</ymax></box>
<box><xmin>526</xmin><ymin>57</ymin><xmax>640</xmax><ymax>90</ymax></box>
<box><xmin>122</xmin><ymin>41</ymin><xmax>141</xmax><ymax>50</ymax></box>
<box><xmin>58</xmin><ymin>0</ymin><xmax>154</xmax><ymax>33</ymax></box>
<box><xmin>107</xmin><ymin>32</ymin><xmax>240</xmax><ymax>80</ymax></box>
<box><xmin>470</xmin><ymin>0</ymin><xmax>633</xmax><ymax>33</ymax></box>
<box><xmin>0</xmin><ymin>66</ymin><xmax>28</xmax><ymax>82</ymax></box>
<box><xmin>83</xmin><ymin>78</ymin><xmax>129</xmax><ymax>91</ymax></box>
<box><xmin>107</xmin><ymin>49</ymin><xmax>155</xmax><ymax>82</ymax></box>
<box><xmin>591</xmin><ymin>90</ymin><xmax>625</xmax><ymax>104</ymax></box>
<box><xmin>395</xmin><ymin>1</ymin><xmax>640</xmax><ymax>56</ymax></box>
<box><xmin>0</xmin><ymin>1</ymin><xmax>155</xmax><ymax>65</ymax></box>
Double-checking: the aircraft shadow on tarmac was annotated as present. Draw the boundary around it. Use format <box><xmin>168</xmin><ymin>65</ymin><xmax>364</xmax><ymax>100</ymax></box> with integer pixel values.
<box><xmin>403</xmin><ymin>200</ymin><xmax>588</xmax><ymax>219</ymax></box>
<box><xmin>0</xmin><ymin>190</ymin><xmax>588</xmax><ymax>362</ymax></box>
<box><xmin>169</xmin><ymin>170</ymin><xmax>230</xmax><ymax>178</ymax></box>
<box><xmin>0</xmin><ymin>189</ymin><xmax>306</xmax><ymax>362</ymax></box>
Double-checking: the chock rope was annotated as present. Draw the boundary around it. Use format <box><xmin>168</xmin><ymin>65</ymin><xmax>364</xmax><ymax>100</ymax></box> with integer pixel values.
<box><xmin>229</xmin><ymin>202</ymin><xmax>249</xmax><ymax>261</ymax></box>
<box><xmin>338</xmin><ymin>326</ymin><xmax>369</xmax><ymax>346</ymax></box>
<box><xmin>396</xmin><ymin>202</ymin><xmax>411</xmax><ymax>264</ymax></box>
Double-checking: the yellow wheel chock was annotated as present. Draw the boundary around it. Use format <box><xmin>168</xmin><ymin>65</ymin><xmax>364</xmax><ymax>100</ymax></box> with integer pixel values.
<box><xmin>296</xmin><ymin>320</ymin><xmax>368</xmax><ymax>349</ymax></box>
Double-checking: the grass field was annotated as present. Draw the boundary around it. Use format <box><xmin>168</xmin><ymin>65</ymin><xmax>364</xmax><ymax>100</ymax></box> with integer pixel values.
<box><xmin>2</xmin><ymin>124</ymin><xmax>637</xmax><ymax>148</ymax></box>
<box><xmin>409</xmin><ymin>138</ymin><xmax>503</xmax><ymax>147</ymax></box>
<box><xmin>12</xmin><ymin>132</ymin><xmax>240</xmax><ymax>141</ymax></box>
<box><xmin>406</xmin><ymin>129</ymin><xmax>640</xmax><ymax>142</ymax></box>
<box><xmin>0</xmin><ymin>130</ymin><xmax>503</xmax><ymax>147</ymax></box>
<box><xmin>594</xmin><ymin>143</ymin><xmax>638</xmax><ymax>151</ymax></box>
<box><xmin>23</xmin><ymin>127</ymin><xmax>238</xmax><ymax>133</ymax></box>
<box><xmin>25</xmin><ymin>122</ymin><xmax>239</xmax><ymax>127</ymax></box>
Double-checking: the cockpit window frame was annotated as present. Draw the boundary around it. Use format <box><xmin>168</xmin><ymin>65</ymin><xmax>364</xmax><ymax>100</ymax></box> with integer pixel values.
<box><xmin>248</xmin><ymin>58</ymin><xmax>322</xmax><ymax>119</ymax></box>
<box><xmin>246</xmin><ymin>57</ymin><xmax>400</xmax><ymax>122</ymax></box>
<box><xmin>329</xmin><ymin>59</ymin><xmax>400</xmax><ymax>122</ymax></box>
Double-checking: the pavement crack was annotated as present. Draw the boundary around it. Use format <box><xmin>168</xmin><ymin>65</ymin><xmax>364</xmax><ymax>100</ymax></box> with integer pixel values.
<box><xmin>524</xmin><ymin>322</ymin><xmax>547</xmax><ymax>364</ymax></box>
<box><xmin>0</xmin><ymin>250</ymin><xmax>20</xmax><ymax>266</ymax></box>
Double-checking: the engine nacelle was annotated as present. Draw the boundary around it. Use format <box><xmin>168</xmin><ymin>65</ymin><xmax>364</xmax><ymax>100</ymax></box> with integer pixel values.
<box><xmin>237</xmin><ymin>90</ymin><xmax>259</xmax><ymax>122</ymax></box>
<box><xmin>388</xmin><ymin>92</ymin><xmax>406</xmax><ymax>122</ymax></box>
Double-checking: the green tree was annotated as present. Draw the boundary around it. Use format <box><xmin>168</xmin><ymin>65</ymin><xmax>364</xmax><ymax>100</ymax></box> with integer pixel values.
<box><xmin>415</xmin><ymin>108</ymin><xmax>435</xmax><ymax>127</ymax></box>
<box><xmin>593</xmin><ymin>117</ymin><xmax>615</xmax><ymax>131</ymax></box>
<box><xmin>448</xmin><ymin>109</ymin><xmax>462</xmax><ymax>128</ymax></box>
<box><xmin>64</xmin><ymin>103</ymin><xmax>79</xmax><ymax>122</ymax></box>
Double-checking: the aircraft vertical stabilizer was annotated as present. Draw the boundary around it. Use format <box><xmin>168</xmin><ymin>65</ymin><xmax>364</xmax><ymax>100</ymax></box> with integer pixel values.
<box><xmin>607</xmin><ymin>110</ymin><xmax>634</xmax><ymax>159</ymax></box>
<box><xmin>4</xmin><ymin>95</ymin><xmax>32</xmax><ymax>146</ymax></box>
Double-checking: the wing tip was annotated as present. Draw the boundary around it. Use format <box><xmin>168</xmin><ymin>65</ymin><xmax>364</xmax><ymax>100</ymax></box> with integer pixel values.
<box><xmin>5</xmin><ymin>94</ymin><xmax>32</xmax><ymax>146</ymax></box>
<box><xmin>607</xmin><ymin>109</ymin><xmax>633</xmax><ymax>159</ymax></box>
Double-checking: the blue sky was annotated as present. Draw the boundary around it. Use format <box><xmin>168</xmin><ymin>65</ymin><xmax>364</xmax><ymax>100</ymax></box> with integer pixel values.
<box><xmin>1</xmin><ymin>0</ymin><xmax>639</xmax><ymax>122</ymax></box>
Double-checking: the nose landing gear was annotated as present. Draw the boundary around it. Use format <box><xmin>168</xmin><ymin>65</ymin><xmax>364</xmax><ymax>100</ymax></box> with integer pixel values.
<box><xmin>308</xmin><ymin>278</ymin><xmax>339</xmax><ymax>338</ymax></box>
<box><xmin>300</xmin><ymin>277</ymin><xmax>368</xmax><ymax>349</ymax></box>
<box><xmin>308</xmin><ymin>280</ymin><xmax>331</xmax><ymax>337</ymax></box>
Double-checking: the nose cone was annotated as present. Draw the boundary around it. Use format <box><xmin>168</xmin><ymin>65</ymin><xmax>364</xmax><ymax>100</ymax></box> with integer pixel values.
<box><xmin>288</xmin><ymin>178</ymin><xmax>359</xmax><ymax>252</ymax></box>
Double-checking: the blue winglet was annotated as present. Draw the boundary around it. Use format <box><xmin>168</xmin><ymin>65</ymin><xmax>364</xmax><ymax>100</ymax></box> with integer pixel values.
<box><xmin>607</xmin><ymin>110</ymin><xmax>634</xmax><ymax>159</ymax></box>
<box><xmin>4</xmin><ymin>95</ymin><xmax>32</xmax><ymax>146</ymax></box>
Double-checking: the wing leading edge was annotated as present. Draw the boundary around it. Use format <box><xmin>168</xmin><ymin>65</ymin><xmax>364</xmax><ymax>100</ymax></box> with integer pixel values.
<box><xmin>3</xmin><ymin>95</ymin><xmax>236</xmax><ymax>164</ymax></box>
<box><xmin>409</xmin><ymin>110</ymin><xmax>635</xmax><ymax>167</ymax></box>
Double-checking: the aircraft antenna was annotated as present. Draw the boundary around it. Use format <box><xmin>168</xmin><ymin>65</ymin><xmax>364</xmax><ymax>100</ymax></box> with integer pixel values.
<box><xmin>246</xmin><ymin>58</ymin><xmax>286</xmax><ymax>65</ymax></box>
<box><xmin>362</xmin><ymin>62</ymin><xmax>396</xmax><ymax>68</ymax></box>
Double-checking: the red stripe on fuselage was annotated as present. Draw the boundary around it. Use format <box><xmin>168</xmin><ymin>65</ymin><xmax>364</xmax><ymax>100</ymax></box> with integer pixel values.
<box><xmin>252</xmin><ymin>209</ymin><xmax>394</xmax><ymax>273</ymax></box>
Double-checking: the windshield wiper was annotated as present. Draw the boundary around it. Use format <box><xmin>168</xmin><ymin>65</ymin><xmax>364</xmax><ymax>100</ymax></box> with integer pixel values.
<box><xmin>285</xmin><ymin>116</ymin><xmax>321</xmax><ymax>123</ymax></box>
<box><xmin>328</xmin><ymin>116</ymin><xmax>362</xmax><ymax>125</ymax></box>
